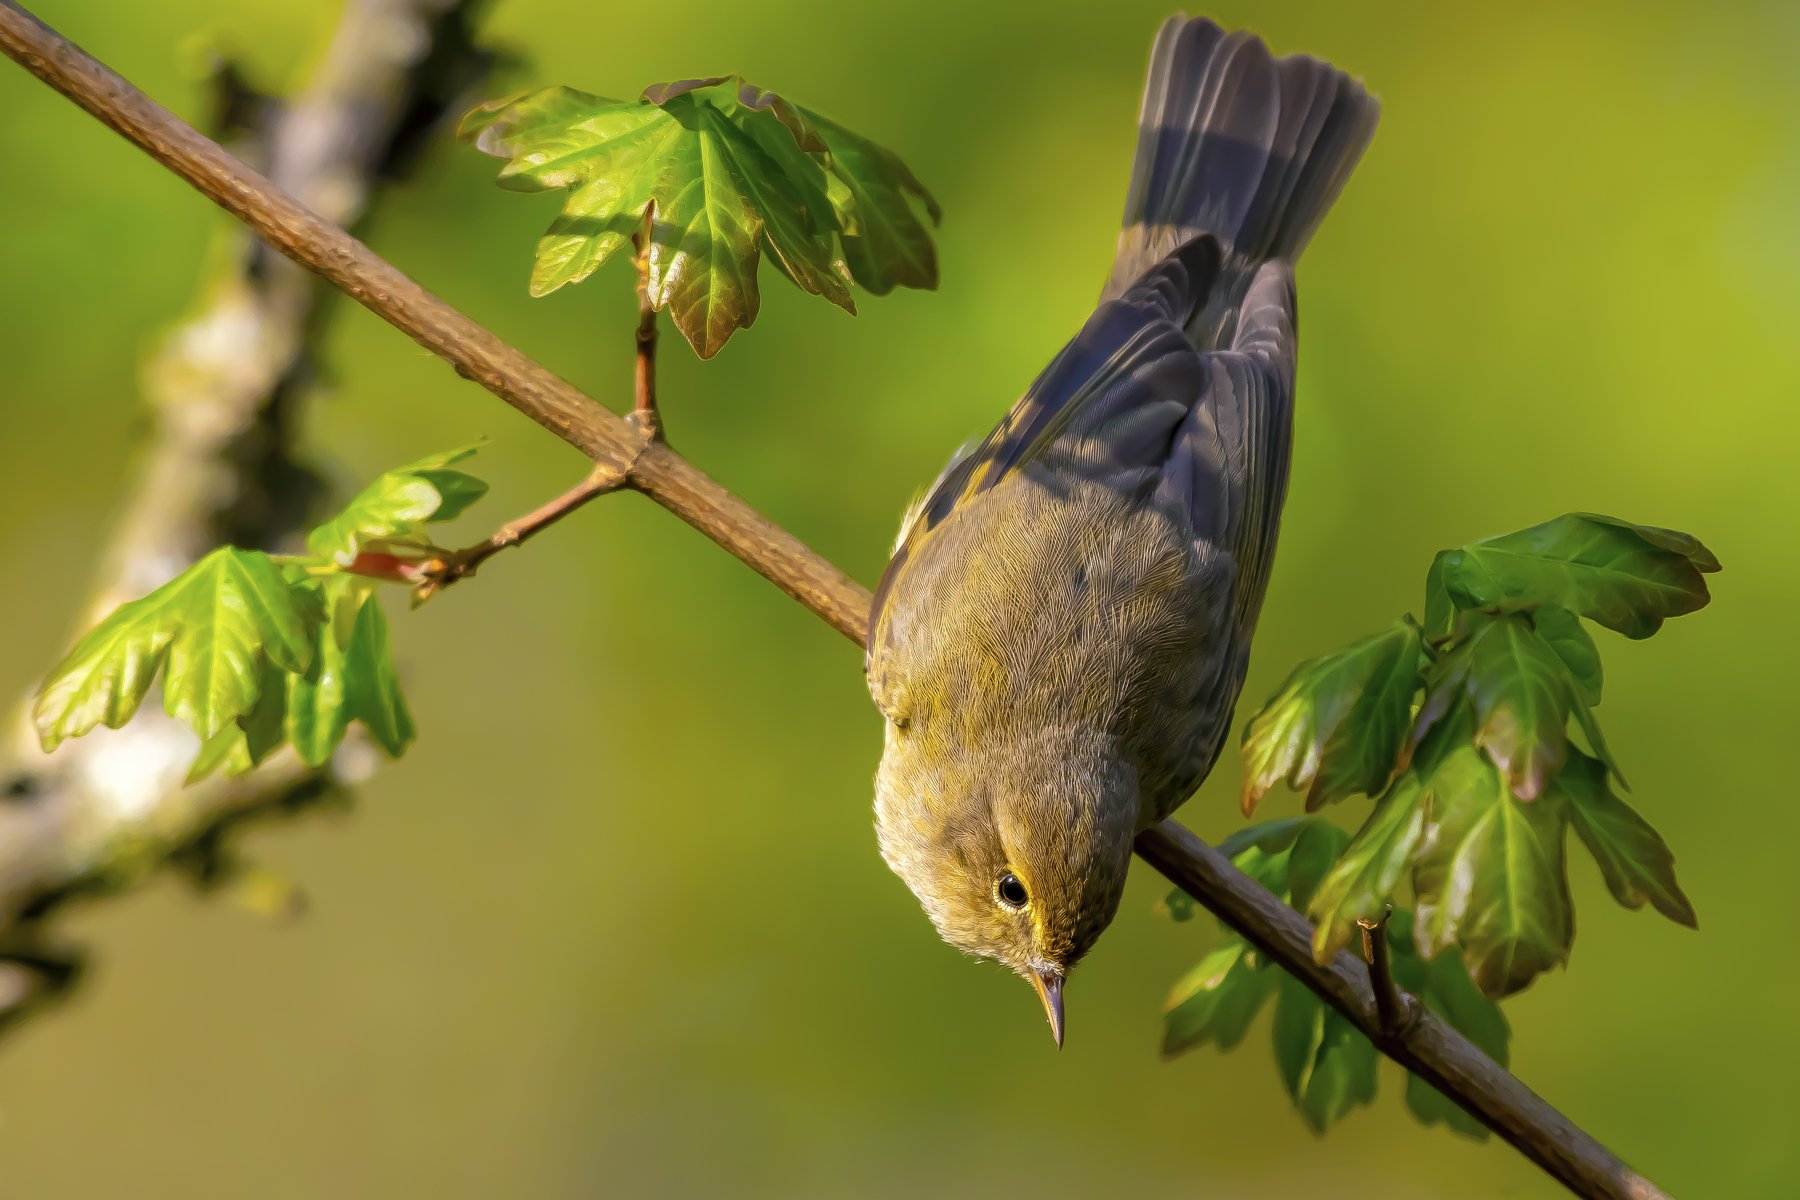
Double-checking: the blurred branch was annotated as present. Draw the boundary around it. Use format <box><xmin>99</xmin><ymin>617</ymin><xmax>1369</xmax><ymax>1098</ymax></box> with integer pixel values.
<box><xmin>0</xmin><ymin>0</ymin><xmax>492</xmax><ymax>1027</ymax></box>
<box><xmin>0</xmin><ymin>5</ymin><xmax>1670</xmax><ymax>1200</ymax></box>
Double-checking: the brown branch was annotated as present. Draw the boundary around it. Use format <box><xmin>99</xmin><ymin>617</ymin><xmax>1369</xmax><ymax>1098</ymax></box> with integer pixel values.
<box><xmin>0</xmin><ymin>6</ymin><xmax>1670</xmax><ymax>1199</ymax></box>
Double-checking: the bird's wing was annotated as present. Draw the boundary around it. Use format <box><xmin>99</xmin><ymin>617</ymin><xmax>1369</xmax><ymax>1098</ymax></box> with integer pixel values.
<box><xmin>870</xmin><ymin>241</ymin><xmax>1298</xmax><ymax>651</ymax></box>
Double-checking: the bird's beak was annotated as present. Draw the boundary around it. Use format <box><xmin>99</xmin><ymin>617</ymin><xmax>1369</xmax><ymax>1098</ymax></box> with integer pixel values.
<box><xmin>1029</xmin><ymin>966</ymin><xmax>1065</xmax><ymax>1048</ymax></box>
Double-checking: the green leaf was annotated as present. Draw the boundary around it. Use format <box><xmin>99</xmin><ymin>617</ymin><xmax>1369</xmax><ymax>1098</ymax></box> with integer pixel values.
<box><xmin>286</xmin><ymin>577</ymin><xmax>415</xmax><ymax>766</ymax></box>
<box><xmin>1463</xmin><ymin>614</ymin><xmax>1573</xmax><ymax>802</ymax></box>
<box><xmin>239</xmin><ymin>658</ymin><xmax>288</xmax><ymax>766</ymax></box>
<box><xmin>1412</xmin><ymin>746</ymin><xmax>1574</xmax><ymax>997</ymax></box>
<box><xmin>35</xmin><ymin>547</ymin><xmax>314</xmax><ymax>747</ymax></box>
<box><xmin>1562</xmin><ymin>750</ymin><xmax>1696</xmax><ymax>928</ymax></box>
<box><xmin>1240</xmin><ymin>619</ymin><xmax>1424</xmax><ymax>813</ymax></box>
<box><xmin>306</xmin><ymin>445</ymin><xmax>486</xmax><ymax>564</ymax></box>
<box><xmin>187</xmin><ymin>723</ymin><xmax>253</xmax><ymax>784</ymax></box>
<box><xmin>1162</xmin><ymin>942</ymin><xmax>1276</xmax><ymax>1057</ymax></box>
<box><xmin>1271</xmin><ymin>974</ymin><xmax>1379</xmax><ymax>1133</ymax></box>
<box><xmin>1435</xmin><ymin>513</ymin><xmax>1718</xmax><ymax>640</ymax></box>
<box><xmin>1422</xmin><ymin>551</ymin><xmax>1455</xmax><ymax>639</ymax></box>
<box><xmin>1216</xmin><ymin>817</ymin><xmax>1311</xmax><ymax>861</ymax></box>
<box><xmin>806</xmin><ymin>109</ymin><xmax>940</xmax><ymax>294</ymax></box>
<box><xmin>343</xmin><ymin>592</ymin><xmax>415</xmax><ymax>756</ymax></box>
<box><xmin>1285</xmin><ymin>820</ymin><xmax>1350</xmax><ymax>913</ymax></box>
<box><xmin>285</xmin><ymin>578</ymin><xmax>357</xmax><ymax>767</ymax></box>
<box><xmin>1307</xmin><ymin>774</ymin><xmax>1429</xmax><ymax>960</ymax></box>
<box><xmin>1532</xmin><ymin>604</ymin><xmax>1602</xmax><ymax>705</ymax></box>
<box><xmin>1570</xmin><ymin>690</ymin><xmax>1629</xmax><ymax>790</ymax></box>
<box><xmin>463</xmin><ymin>79</ymin><xmax>938</xmax><ymax>357</ymax></box>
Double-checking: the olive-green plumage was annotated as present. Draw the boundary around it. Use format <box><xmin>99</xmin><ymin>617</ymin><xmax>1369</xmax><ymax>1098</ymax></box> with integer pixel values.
<box><xmin>866</xmin><ymin>14</ymin><xmax>1378</xmax><ymax>1044</ymax></box>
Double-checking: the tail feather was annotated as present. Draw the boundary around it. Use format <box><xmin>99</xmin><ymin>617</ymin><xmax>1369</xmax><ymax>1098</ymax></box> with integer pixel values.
<box><xmin>1105</xmin><ymin>15</ymin><xmax>1378</xmax><ymax>298</ymax></box>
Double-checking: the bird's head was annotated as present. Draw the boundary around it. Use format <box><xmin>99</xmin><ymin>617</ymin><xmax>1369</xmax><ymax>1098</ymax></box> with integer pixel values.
<box><xmin>873</xmin><ymin>722</ymin><xmax>1139</xmax><ymax>1046</ymax></box>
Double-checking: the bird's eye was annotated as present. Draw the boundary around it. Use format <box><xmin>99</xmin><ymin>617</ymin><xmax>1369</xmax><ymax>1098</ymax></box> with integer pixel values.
<box><xmin>996</xmin><ymin>873</ymin><xmax>1029</xmax><ymax>909</ymax></box>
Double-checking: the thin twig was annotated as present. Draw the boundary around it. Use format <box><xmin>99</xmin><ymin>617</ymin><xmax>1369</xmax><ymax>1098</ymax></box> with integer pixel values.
<box><xmin>632</xmin><ymin>228</ymin><xmax>662</xmax><ymax>437</ymax></box>
<box><xmin>0</xmin><ymin>7</ymin><xmax>1669</xmax><ymax>1198</ymax></box>
<box><xmin>413</xmin><ymin>442</ymin><xmax>649</xmax><ymax>601</ymax></box>
<box><xmin>1358</xmin><ymin>907</ymin><xmax>1410</xmax><ymax>1037</ymax></box>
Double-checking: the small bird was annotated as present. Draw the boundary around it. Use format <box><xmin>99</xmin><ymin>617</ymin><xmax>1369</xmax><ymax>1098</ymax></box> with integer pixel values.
<box><xmin>865</xmin><ymin>15</ymin><xmax>1378</xmax><ymax>1046</ymax></box>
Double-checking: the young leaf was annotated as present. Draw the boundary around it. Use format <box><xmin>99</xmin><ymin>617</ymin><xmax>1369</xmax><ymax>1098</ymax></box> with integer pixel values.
<box><xmin>1162</xmin><ymin>942</ymin><xmax>1276</xmax><ymax>1057</ymax></box>
<box><xmin>1240</xmin><ymin>619</ymin><xmax>1424</xmax><ymax>814</ymax></box>
<box><xmin>463</xmin><ymin>79</ymin><xmax>938</xmax><ymax>357</ymax></box>
<box><xmin>1435</xmin><ymin>513</ymin><xmax>1718</xmax><ymax>640</ymax></box>
<box><xmin>1561</xmin><ymin>751</ymin><xmax>1696</xmax><ymax>928</ymax></box>
<box><xmin>1463</xmin><ymin>614</ymin><xmax>1573</xmax><ymax>802</ymax></box>
<box><xmin>1531</xmin><ymin>604</ymin><xmax>1602</xmax><ymax>705</ymax></box>
<box><xmin>1215</xmin><ymin>816</ymin><xmax>1312</xmax><ymax>861</ymax></box>
<box><xmin>343</xmin><ymin>592</ymin><xmax>415</xmax><ymax>756</ymax></box>
<box><xmin>287</xmin><ymin>577</ymin><xmax>416</xmax><ymax>766</ymax></box>
<box><xmin>1307</xmin><ymin>774</ymin><xmax>1429</xmax><ymax>961</ymax></box>
<box><xmin>1412</xmin><ymin>746</ymin><xmax>1575</xmax><ymax>997</ymax></box>
<box><xmin>1271</xmin><ymin>975</ymin><xmax>1379</xmax><ymax>1133</ymax></box>
<box><xmin>1421</xmin><ymin>550</ymin><xmax>1454</xmax><ymax>639</ymax></box>
<box><xmin>807</xmin><ymin>109</ymin><xmax>941</xmax><ymax>294</ymax></box>
<box><xmin>1285</xmin><ymin>820</ymin><xmax>1351</xmax><ymax>913</ymax></box>
<box><xmin>307</xmin><ymin>445</ymin><xmax>486</xmax><ymax>564</ymax></box>
<box><xmin>35</xmin><ymin>547</ymin><xmax>314</xmax><ymax>748</ymax></box>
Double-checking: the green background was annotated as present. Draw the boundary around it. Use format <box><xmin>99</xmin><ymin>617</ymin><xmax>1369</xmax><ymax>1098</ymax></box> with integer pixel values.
<box><xmin>3</xmin><ymin>0</ymin><xmax>1796</xmax><ymax>1195</ymax></box>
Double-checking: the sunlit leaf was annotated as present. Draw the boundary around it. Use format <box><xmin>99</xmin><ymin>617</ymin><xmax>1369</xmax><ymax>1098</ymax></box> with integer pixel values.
<box><xmin>463</xmin><ymin>78</ymin><xmax>938</xmax><ymax>357</ymax></box>
<box><xmin>343</xmin><ymin>591</ymin><xmax>415</xmax><ymax>756</ymax></box>
<box><xmin>306</xmin><ymin>445</ymin><xmax>486</xmax><ymax>564</ymax></box>
<box><xmin>1562</xmin><ymin>750</ymin><xmax>1696</xmax><ymax>928</ymax></box>
<box><xmin>1240</xmin><ymin>619</ymin><xmax>1424</xmax><ymax>813</ymax></box>
<box><xmin>1412</xmin><ymin>746</ymin><xmax>1574</xmax><ymax>997</ymax></box>
<box><xmin>287</xmin><ymin>577</ymin><xmax>415</xmax><ymax>766</ymax></box>
<box><xmin>35</xmin><ymin>547</ymin><xmax>314</xmax><ymax>747</ymax></box>
<box><xmin>1307</xmin><ymin>773</ymin><xmax>1428</xmax><ymax>960</ymax></box>
<box><xmin>1434</xmin><ymin>513</ymin><xmax>1717</xmax><ymax>640</ymax></box>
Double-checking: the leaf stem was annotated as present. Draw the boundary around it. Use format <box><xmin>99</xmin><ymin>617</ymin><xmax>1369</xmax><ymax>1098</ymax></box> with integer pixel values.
<box><xmin>633</xmin><ymin>227</ymin><xmax>662</xmax><ymax>438</ymax></box>
<box><xmin>413</xmin><ymin>429</ymin><xmax>653</xmax><ymax>602</ymax></box>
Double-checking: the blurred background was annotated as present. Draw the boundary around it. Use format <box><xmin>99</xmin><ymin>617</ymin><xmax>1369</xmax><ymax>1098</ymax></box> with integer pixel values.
<box><xmin>2</xmin><ymin>0</ymin><xmax>1796</xmax><ymax>1196</ymax></box>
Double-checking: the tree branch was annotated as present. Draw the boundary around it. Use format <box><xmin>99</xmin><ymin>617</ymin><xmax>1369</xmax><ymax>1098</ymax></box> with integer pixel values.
<box><xmin>0</xmin><ymin>5</ymin><xmax>1668</xmax><ymax>1198</ymax></box>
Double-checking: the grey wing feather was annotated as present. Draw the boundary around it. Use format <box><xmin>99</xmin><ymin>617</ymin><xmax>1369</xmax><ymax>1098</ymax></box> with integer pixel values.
<box><xmin>871</xmin><ymin>239</ymin><xmax>1297</xmax><ymax>654</ymax></box>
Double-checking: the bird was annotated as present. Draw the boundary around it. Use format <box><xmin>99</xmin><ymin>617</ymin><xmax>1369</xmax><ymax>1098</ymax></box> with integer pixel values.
<box><xmin>864</xmin><ymin>14</ymin><xmax>1379</xmax><ymax>1047</ymax></box>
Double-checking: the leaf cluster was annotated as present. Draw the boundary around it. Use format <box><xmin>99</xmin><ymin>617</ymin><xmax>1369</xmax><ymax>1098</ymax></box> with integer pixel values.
<box><xmin>34</xmin><ymin>448</ymin><xmax>489</xmax><ymax>778</ymax></box>
<box><xmin>1161</xmin><ymin>818</ymin><xmax>1509</xmax><ymax>1137</ymax></box>
<box><xmin>462</xmin><ymin>77</ymin><xmax>941</xmax><ymax>357</ymax></box>
<box><xmin>1238</xmin><ymin>514</ymin><xmax>1713</xmax><ymax>998</ymax></box>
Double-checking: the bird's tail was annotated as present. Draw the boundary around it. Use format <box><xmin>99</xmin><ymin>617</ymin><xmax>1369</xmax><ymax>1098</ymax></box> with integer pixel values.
<box><xmin>1104</xmin><ymin>16</ymin><xmax>1379</xmax><ymax>299</ymax></box>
